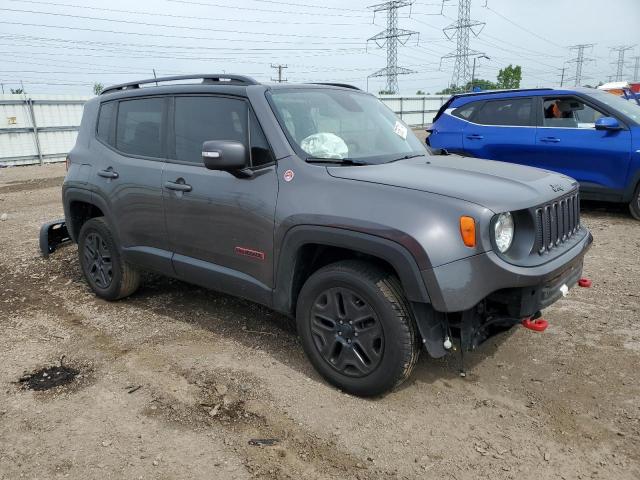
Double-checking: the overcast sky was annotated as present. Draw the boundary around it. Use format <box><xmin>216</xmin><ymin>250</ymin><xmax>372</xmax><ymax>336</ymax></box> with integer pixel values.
<box><xmin>0</xmin><ymin>0</ymin><xmax>638</xmax><ymax>95</ymax></box>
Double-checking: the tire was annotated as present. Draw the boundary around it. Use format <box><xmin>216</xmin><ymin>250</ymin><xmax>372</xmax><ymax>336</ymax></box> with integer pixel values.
<box><xmin>296</xmin><ymin>260</ymin><xmax>419</xmax><ymax>397</ymax></box>
<box><xmin>629</xmin><ymin>183</ymin><xmax>640</xmax><ymax>220</ymax></box>
<box><xmin>78</xmin><ymin>217</ymin><xmax>140</xmax><ymax>300</ymax></box>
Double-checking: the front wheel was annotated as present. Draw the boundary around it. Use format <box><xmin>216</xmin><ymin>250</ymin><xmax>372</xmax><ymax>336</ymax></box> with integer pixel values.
<box><xmin>296</xmin><ymin>260</ymin><xmax>419</xmax><ymax>397</ymax></box>
<box><xmin>629</xmin><ymin>183</ymin><xmax>640</xmax><ymax>220</ymax></box>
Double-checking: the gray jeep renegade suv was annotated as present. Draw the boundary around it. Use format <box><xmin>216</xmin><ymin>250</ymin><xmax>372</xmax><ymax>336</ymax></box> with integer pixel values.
<box><xmin>55</xmin><ymin>74</ymin><xmax>592</xmax><ymax>396</ymax></box>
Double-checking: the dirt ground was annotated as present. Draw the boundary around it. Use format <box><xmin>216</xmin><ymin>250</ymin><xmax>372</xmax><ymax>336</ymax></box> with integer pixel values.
<box><xmin>0</xmin><ymin>162</ymin><xmax>638</xmax><ymax>480</ymax></box>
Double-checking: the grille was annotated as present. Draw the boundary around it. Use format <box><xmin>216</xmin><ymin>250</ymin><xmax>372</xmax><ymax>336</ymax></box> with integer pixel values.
<box><xmin>533</xmin><ymin>191</ymin><xmax>580</xmax><ymax>255</ymax></box>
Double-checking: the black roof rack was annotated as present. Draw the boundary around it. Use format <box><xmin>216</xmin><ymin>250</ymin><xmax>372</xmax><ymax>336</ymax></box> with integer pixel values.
<box><xmin>309</xmin><ymin>82</ymin><xmax>361</xmax><ymax>90</ymax></box>
<box><xmin>101</xmin><ymin>74</ymin><xmax>259</xmax><ymax>95</ymax></box>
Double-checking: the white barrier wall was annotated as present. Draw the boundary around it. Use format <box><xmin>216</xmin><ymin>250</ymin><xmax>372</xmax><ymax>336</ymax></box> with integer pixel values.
<box><xmin>0</xmin><ymin>94</ymin><xmax>90</xmax><ymax>166</ymax></box>
<box><xmin>378</xmin><ymin>95</ymin><xmax>450</xmax><ymax>127</ymax></box>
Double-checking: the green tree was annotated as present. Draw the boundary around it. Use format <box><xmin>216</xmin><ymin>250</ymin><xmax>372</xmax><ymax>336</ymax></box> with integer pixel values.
<box><xmin>93</xmin><ymin>82</ymin><xmax>104</xmax><ymax>95</ymax></box>
<box><xmin>378</xmin><ymin>89</ymin><xmax>394</xmax><ymax>95</ymax></box>
<box><xmin>437</xmin><ymin>78</ymin><xmax>497</xmax><ymax>95</ymax></box>
<box><xmin>416</xmin><ymin>90</ymin><xmax>426</xmax><ymax>95</ymax></box>
<box><xmin>10</xmin><ymin>88</ymin><xmax>24</xmax><ymax>94</ymax></box>
<box><xmin>496</xmin><ymin>65</ymin><xmax>522</xmax><ymax>89</ymax></box>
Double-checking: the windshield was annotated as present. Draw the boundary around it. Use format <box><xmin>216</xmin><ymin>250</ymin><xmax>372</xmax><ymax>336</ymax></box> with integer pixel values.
<box><xmin>268</xmin><ymin>88</ymin><xmax>427</xmax><ymax>164</ymax></box>
<box><xmin>586</xmin><ymin>89</ymin><xmax>640</xmax><ymax>124</ymax></box>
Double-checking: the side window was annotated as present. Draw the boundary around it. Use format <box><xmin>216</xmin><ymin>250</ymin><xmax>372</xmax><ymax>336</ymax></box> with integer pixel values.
<box><xmin>174</xmin><ymin>96</ymin><xmax>248</xmax><ymax>164</ymax></box>
<box><xmin>116</xmin><ymin>98</ymin><xmax>165</xmax><ymax>158</ymax></box>
<box><xmin>249</xmin><ymin>111</ymin><xmax>274</xmax><ymax>167</ymax></box>
<box><xmin>542</xmin><ymin>97</ymin><xmax>605</xmax><ymax>129</ymax></box>
<box><xmin>452</xmin><ymin>101</ymin><xmax>479</xmax><ymax>120</ymax></box>
<box><xmin>96</xmin><ymin>101</ymin><xmax>115</xmax><ymax>145</ymax></box>
<box><xmin>474</xmin><ymin>98</ymin><xmax>534</xmax><ymax>126</ymax></box>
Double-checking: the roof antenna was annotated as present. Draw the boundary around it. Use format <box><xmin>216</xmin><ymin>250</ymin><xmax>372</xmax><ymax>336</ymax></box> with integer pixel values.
<box><xmin>153</xmin><ymin>69</ymin><xmax>158</xmax><ymax>86</ymax></box>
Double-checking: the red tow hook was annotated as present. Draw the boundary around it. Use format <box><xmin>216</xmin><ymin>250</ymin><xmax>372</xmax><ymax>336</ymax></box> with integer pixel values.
<box><xmin>522</xmin><ymin>317</ymin><xmax>549</xmax><ymax>332</ymax></box>
<box><xmin>578</xmin><ymin>278</ymin><xmax>592</xmax><ymax>288</ymax></box>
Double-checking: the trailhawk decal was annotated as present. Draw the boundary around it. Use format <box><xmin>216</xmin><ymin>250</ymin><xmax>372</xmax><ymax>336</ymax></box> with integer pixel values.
<box><xmin>234</xmin><ymin>246</ymin><xmax>266</xmax><ymax>261</ymax></box>
<box><xmin>283</xmin><ymin>169</ymin><xmax>295</xmax><ymax>182</ymax></box>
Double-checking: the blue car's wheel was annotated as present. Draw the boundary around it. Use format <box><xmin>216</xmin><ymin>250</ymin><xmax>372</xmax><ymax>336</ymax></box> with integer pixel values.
<box><xmin>630</xmin><ymin>183</ymin><xmax>640</xmax><ymax>221</ymax></box>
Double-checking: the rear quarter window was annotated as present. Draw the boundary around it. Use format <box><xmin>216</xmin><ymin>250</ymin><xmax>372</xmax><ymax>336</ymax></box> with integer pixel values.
<box><xmin>452</xmin><ymin>101</ymin><xmax>480</xmax><ymax>120</ymax></box>
<box><xmin>473</xmin><ymin>98</ymin><xmax>534</xmax><ymax>126</ymax></box>
<box><xmin>96</xmin><ymin>101</ymin><xmax>116</xmax><ymax>145</ymax></box>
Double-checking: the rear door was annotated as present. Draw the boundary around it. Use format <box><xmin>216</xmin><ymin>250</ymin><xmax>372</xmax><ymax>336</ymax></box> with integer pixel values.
<box><xmin>462</xmin><ymin>97</ymin><xmax>538</xmax><ymax>164</ymax></box>
<box><xmin>92</xmin><ymin>96</ymin><xmax>171</xmax><ymax>273</ymax></box>
<box><xmin>162</xmin><ymin>95</ymin><xmax>278</xmax><ymax>302</ymax></box>
<box><xmin>534</xmin><ymin>95</ymin><xmax>632</xmax><ymax>194</ymax></box>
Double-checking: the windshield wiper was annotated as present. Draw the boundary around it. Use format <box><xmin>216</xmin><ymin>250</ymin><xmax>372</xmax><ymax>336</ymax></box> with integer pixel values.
<box><xmin>386</xmin><ymin>153</ymin><xmax>426</xmax><ymax>163</ymax></box>
<box><xmin>305</xmin><ymin>157</ymin><xmax>368</xmax><ymax>166</ymax></box>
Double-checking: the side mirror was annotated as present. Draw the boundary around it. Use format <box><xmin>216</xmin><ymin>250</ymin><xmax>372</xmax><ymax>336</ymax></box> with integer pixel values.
<box><xmin>594</xmin><ymin>117</ymin><xmax>621</xmax><ymax>131</ymax></box>
<box><xmin>202</xmin><ymin>140</ymin><xmax>248</xmax><ymax>172</ymax></box>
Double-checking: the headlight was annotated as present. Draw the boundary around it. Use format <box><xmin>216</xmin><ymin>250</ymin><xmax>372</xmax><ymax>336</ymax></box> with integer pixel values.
<box><xmin>494</xmin><ymin>212</ymin><xmax>514</xmax><ymax>253</ymax></box>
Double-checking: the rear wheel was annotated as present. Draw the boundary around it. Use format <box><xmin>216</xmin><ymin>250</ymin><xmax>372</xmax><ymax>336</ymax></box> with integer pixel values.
<box><xmin>78</xmin><ymin>217</ymin><xmax>140</xmax><ymax>300</ymax></box>
<box><xmin>629</xmin><ymin>183</ymin><xmax>640</xmax><ymax>220</ymax></box>
<box><xmin>296</xmin><ymin>260</ymin><xmax>419</xmax><ymax>397</ymax></box>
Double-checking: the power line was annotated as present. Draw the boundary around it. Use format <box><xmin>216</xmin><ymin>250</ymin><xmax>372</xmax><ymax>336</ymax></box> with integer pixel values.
<box><xmin>6</xmin><ymin>0</ymin><xmax>368</xmax><ymax>26</ymax></box>
<box><xmin>270</xmin><ymin>64</ymin><xmax>288</xmax><ymax>83</ymax></box>
<box><xmin>166</xmin><ymin>0</ymin><xmax>369</xmax><ymax>18</ymax></box>
<box><xmin>0</xmin><ymin>7</ymin><xmax>364</xmax><ymax>41</ymax></box>
<box><xmin>367</xmin><ymin>1</ymin><xmax>418</xmax><ymax>94</ymax></box>
<box><xmin>441</xmin><ymin>0</ymin><xmax>485</xmax><ymax>87</ymax></box>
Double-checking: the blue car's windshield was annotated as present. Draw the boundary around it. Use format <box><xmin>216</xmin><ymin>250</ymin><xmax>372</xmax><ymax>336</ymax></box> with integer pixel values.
<box><xmin>587</xmin><ymin>89</ymin><xmax>640</xmax><ymax>124</ymax></box>
<box><xmin>269</xmin><ymin>88</ymin><xmax>427</xmax><ymax>164</ymax></box>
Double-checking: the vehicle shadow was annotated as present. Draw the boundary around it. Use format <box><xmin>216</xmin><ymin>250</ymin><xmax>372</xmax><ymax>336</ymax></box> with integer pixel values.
<box><xmin>581</xmin><ymin>199</ymin><xmax>632</xmax><ymax>218</ymax></box>
<box><xmin>127</xmin><ymin>273</ymin><xmax>517</xmax><ymax>391</ymax></box>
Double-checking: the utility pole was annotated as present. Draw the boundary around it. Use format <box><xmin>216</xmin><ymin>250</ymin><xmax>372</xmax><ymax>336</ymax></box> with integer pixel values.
<box><xmin>559</xmin><ymin>66</ymin><xmax>566</xmax><ymax>87</ymax></box>
<box><xmin>470</xmin><ymin>54</ymin><xmax>490</xmax><ymax>91</ymax></box>
<box><xmin>270</xmin><ymin>64</ymin><xmax>288</xmax><ymax>83</ymax></box>
<box><xmin>610</xmin><ymin>45</ymin><xmax>634</xmax><ymax>81</ymax></box>
<box><xmin>441</xmin><ymin>0</ymin><xmax>486</xmax><ymax>89</ymax></box>
<box><xmin>367</xmin><ymin>1</ymin><xmax>418</xmax><ymax>94</ymax></box>
<box><xmin>633</xmin><ymin>56</ymin><xmax>640</xmax><ymax>82</ymax></box>
<box><xmin>567</xmin><ymin>44</ymin><xmax>595</xmax><ymax>86</ymax></box>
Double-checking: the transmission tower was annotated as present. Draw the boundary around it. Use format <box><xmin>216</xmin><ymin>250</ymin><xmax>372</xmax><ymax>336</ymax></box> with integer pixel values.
<box><xmin>632</xmin><ymin>56</ymin><xmax>639</xmax><ymax>82</ymax></box>
<box><xmin>367</xmin><ymin>1</ymin><xmax>418</xmax><ymax>94</ymax></box>
<box><xmin>441</xmin><ymin>0</ymin><xmax>485</xmax><ymax>88</ymax></box>
<box><xmin>567</xmin><ymin>44</ymin><xmax>595</xmax><ymax>86</ymax></box>
<box><xmin>610</xmin><ymin>45</ymin><xmax>635</xmax><ymax>81</ymax></box>
<box><xmin>270</xmin><ymin>64</ymin><xmax>288</xmax><ymax>83</ymax></box>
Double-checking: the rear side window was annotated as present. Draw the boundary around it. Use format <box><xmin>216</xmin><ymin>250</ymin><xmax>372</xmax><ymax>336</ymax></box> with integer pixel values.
<box><xmin>174</xmin><ymin>96</ymin><xmax>248</xmax><ymax>164</ymax></box>
<box><xmin>473</xmin><ymin>98</ymin><xmax>534</xmax><ymax>126</ymax></box>
<box><xmin>116</xmin><ymin>98</ymin><xmax>165</xmax><ymax>158</ymax></box>
<box><xmin>452</xmin><ymin>101</ymin><xmax>479</xmax><ymax>120</ymax></box>
<box><xmin>96</xmin><ymin>101</ymin><xmax>115</xmax><ymax>144</ymax></box>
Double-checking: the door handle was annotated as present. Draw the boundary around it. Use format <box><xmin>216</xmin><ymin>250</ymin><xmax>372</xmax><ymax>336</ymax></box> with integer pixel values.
<box><xmin>540</xmin><ymin>137</ymin><xmax>561</xmax><ymax>143</ymax></box>
<box><xmin>97</xmin><ymin>169</ymin><xmax>119</xmax><ymax>179</ymax></box>
<box><xmin>466</xmin><ymin>134</ymin><xmax>484</xmax><ymax>140</ymax></box>
<box><xmin>164</xmin><ymin>180</ymin><xmax>192</xmax><ymax>192</ymax></box>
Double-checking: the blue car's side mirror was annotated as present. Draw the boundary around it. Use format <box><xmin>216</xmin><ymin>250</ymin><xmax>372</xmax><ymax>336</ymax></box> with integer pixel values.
<box><xmin>595</xmin><ymin>116</ymin><xmax>621</xmax><ymax>130</ymax></box>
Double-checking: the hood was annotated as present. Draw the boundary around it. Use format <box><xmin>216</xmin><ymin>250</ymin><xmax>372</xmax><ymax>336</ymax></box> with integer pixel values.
<box><xmin>327</xmin><ymin>155</ymin><xmax>578</xmax><ymax>213</ymax></box>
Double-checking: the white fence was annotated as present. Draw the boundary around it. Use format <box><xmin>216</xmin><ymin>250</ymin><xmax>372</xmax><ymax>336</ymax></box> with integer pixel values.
<box><xmin>0</xmin><ymin>94</ymin><xmax>90</xmax><ymax>167</ymax></box>
<box><xmin>379</xmin><ymin>95</ymin><xmax>450</xmax><ymax>127</ymax></box>
<box><xmin>0</xmin><ymin>93</ymin><xmax>448</xmax><ymax>167</ymax></box>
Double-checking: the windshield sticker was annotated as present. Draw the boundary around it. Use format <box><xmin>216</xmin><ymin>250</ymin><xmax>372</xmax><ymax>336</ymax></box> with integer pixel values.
<box><xmin>393</xmin><ymin>121</ymin><xmax>408</xmax><ymax>140</ymax></box>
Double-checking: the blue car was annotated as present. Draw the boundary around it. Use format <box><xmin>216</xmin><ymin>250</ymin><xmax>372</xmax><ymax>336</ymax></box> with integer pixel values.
<box><xmin>427</xmin><ymin>88</ymin><xmax>640</xmax><ymax>219</ymax></box>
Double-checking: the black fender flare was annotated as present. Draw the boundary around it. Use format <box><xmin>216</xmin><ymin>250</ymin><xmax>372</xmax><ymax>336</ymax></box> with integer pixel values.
<box><xmin>62</xmin><ymin>187</ymin><xmax>120</xmax><ymax>243</ymax></box>
<box><xmin>273</xmin><ymin>225</ymin><xmax>432</xmax><ymax>315</ymax></box>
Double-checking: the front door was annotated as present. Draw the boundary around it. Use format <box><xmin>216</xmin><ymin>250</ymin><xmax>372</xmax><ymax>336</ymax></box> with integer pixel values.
<box><xmin>162</xmin><ymin>95</ymin><xmax>278</xmax><ymax>304</ymax></box>
<box><xmin>534</xmin><ymin>95</ymin><xmax>632</xmax><ymax>196</ymax></box>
